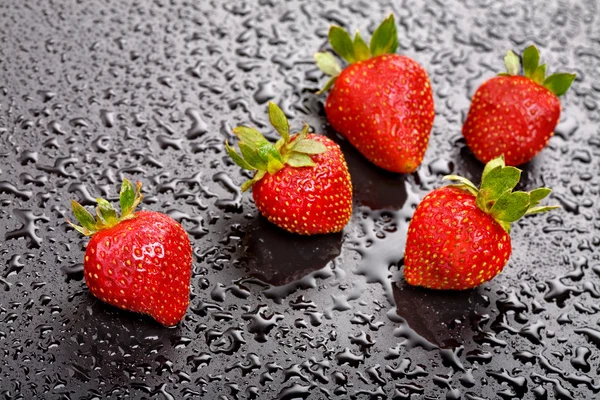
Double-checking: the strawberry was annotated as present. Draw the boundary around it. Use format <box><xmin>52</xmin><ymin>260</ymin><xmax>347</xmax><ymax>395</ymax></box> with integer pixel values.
<box><xmin>314</xmin><ymin>14</ymin><xmax>434</xmax><ymax>173</ymax></box>
<box><xmin>225</xmin><ymin>102</ymin><xmax>352</xmax><ymax>235</ymax></box>
<box><xmin>67</xmin><ymin>179</ymin><xmax>193</xmax><ymax>326</ymax></box>
<box><xmin>404</xmin><ymin>156</ymin><xmax>557</xmax><ymax>290</ymax></box>
<box><xmin>463</xmin><ymin>45</ymin><xmax>576</xmax><ymax>166</ymax></box>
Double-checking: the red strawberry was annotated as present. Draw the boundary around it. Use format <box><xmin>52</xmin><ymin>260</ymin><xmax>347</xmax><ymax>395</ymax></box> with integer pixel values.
<box><xmin>404</xmin><ymin>156</ymin><xmax>557</xmax><ymax>290</ymax></box>
<box><xmin>67</xmin><ymin>180</ymin><xmax>193</xmax><ymax>326</ymax></box>
<box><xmin>226</xmin><ymin>102</ymin><xmax>352</xmax><ymax>235</ymax></box>
<box><xmin>463</xmin><ymin>45</ymin><xmax>576</xmax><ymax>166</ymax></box>
<box><xmin>314</xmin><ymin>14</ymin><xmax>434</xmax><ymax>173</ymax></box>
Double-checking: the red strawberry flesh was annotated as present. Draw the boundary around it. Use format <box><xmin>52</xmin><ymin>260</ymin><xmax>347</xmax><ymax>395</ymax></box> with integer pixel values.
<box><xmin>252</xmin><ymin>134</ymin><xmax>352</xmax><ymax>235</ymax></box>
<box><xmin>83</xmin><ymin>210</ymin><xmax>192</xmax><ymax>326</ymax></box>
<box><xmin>325</xmin><ymin>54</ymin><xmax>434</xmax><ymax>173</ymax></box>
<box><xmin>404</xmin><ymin>186</ymin><xmax>511</xmax><ymax>290</ymax></box>
<box><xmin>463</xmin><ymin>75</ymin><xmax>560</xmax><ymax>166</ymax></box>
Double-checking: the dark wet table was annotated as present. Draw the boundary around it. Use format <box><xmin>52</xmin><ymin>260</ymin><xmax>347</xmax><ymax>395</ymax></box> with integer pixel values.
<box><xmin>1</xmin><ymin>0</ymin><xmax>599</xmax><ymax>399</ymax></box>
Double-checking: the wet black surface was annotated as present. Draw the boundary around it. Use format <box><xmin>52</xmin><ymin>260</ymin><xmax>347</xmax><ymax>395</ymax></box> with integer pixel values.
<box><xmin>1</xmin><ymin>0</ymin><xmax>599</xmax><ymax>399</ymax></box>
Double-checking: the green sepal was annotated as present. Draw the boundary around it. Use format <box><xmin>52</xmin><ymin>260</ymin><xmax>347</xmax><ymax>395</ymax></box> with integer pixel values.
<box><xmin>68</xmin><ymin>221</ymin><xmax>93</xmax><ymax>236</ymax></box>
<box><xmin>328</xmin><ymin>26</ymin><xmax>355</xmax><ymax>63</ymax></box>
<box><xmin>543</xmin><ymin>73</ymin><xmax>576</xmax><ymax>97</ymax></box>
<box><xmin>441</xmin><ymin>156</ymin><xmax>558</xmax><ymax>233</ymax></box>
<box><xmin>225</xmin><ymin>105</ymin><xmax>329</xmax><ymax>191</ymax></box>
<box><xmin>70</xmin><ymin>200</ymin><xmax>97</xmax><ymax>233</ymax></box>
<box><xmin>482</xmin><ymin>155</ymin><xmax>505</xmax><ymax>180</ymax></box>
<box><xmin>369</xmin><ymin>14</ymin><xmax>398</xmax><ymax>57</ymax></box>
<box><xmin>442</xmin><ymin>175</ymin><xmax>478</xmax><ymax>196</ymax></box>
<box><xmin>525</xmin><ymin>205</ymin><xmax>560</xmax><ymax>215</ymax></box>
<box><xmin>274</xmin><ymin>138</ymin><xmax>285</xmax><ymax>152</ymax></box>
<box><xmin>120</xmin><ymin>179</ymin><xmax>143</xmax><ymax>218</ymax></box>
<box><xmin>498</xmin><ymin>46</ymin><xmax>575</xmax><ymax>95</ymax></box>
<box><xmin>67</xmin><ymin>179</ymin><xmax>144</xmax><ymax>237</ymax></box>
<box><xmin>239</xmin><ymin>141</ymin><xmax>268</xmax><ymax>170</ymax></box>
<box><xmin>286</xmin><ymin>152</ymin><xmax>316</xmax><ymax>168</ymax></box>
<box><xmin>489</xmin><ymin>191</ymin><xmax>531</xmax><ymax>222</ymax></box>
<box><xmin>226</xmin><ymin>140</ymin><xmax>256</xmax><ymax>170</ymax></box>
<box><xmin>529</xmin><ymin>187</ymin><xmax>551</xmax><ymax>207</ymax></box>
<box><xmin>120</xmin><ymin>179</ymin><xmax>135</xmax><ymax>216</ymax></box>
<box><xmin>268</xmin><ymin>102</ymin><xmax>290</xmax><ymax>142</ymax></box>
<box><xmin>241</xmin><ymin>170</ymin><xmax>267</xmax><ymax>192</ymax></box>
<box><xmin>316</xmin><ymin>14</ymin><xmax>399</xmax><ymax>94</ymax></box>
<box><xmin>504</xmin><ymin>50</ymin><xmax>520</xmax><ymax>75</ymax></box>
<box><xmin>314</xmin><ymin>52</ymin><xmax>342</xmax><ymax>77</ymax></box>
<box><xmin>96</xmin><ymin>198</ymin><xmax>118</xmax><ymax>226</ymax></box>
<box><xmin>353</xmin><ymin>31</ymin><xmax>371</xmax><ymax>61</ymax></box>
<box><xmin>478</xmin><ymin>165</ymin><xmax>521</xmax><ymax>211</ymax></box>
<box><xmin>297</xmin><ymin>123</ymin><xmax>310</xmax><ymax>141</ymax></box>
<box><xmin>233</xmin><ymin>126</ymin><xmax>268</xmax><ymax>146</ymax></box>
<box><xmin>240</xmin><ymin>180</ymin><xmax>253</xmax><ymax>192</ymax></box>
<box><xmin>267</xmin><ymin>154</ymin><xmax>284</xmax><ymax>175</ymax></box>
<box><xmin>316</xmin><ymin>76</ymin><xmax>337</xmax><ymax>94</ymax></box>
<box><xmin>530</xmin><ymin>64</ymin><xmax>546</xmax><ymax>85</ymax></box>
<box><xmin>257</xmin><ymin>141</ymin><xmax>283</xmax><ymax>165</ymax></box>
<box><xmin>292</xmin><ymin>139</ymin><xmax>327</xmax><ymax>155</ymax></box>
<box><xmin>522</xmin><ymin>45</ymin><xmax>540</xmax><ymax>78</ymax></box>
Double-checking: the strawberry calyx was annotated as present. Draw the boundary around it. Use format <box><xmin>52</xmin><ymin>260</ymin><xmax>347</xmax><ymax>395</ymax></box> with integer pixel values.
<box><xmin>499</xmin><ymin>45</ymin><xmax>576</xmax><ymax>97</ymax></box>
<box><xmin>443</xmin><ymin>156</ymin><xmax>558</xmax><ymax>233</ymax></box>
<box><xmin>314</xmin><ymin>14</ymin><xmax>398</xmax><ymax>93</ymax></box>
<box><xmin>67</xmin><ymin>179</ymin><xmax>143</xmax><ymax>236</ymax></box>
<box><xmin>225</xmin><ymin>102</ymin><xmax>328</xmax><ymax>192</ymax></box>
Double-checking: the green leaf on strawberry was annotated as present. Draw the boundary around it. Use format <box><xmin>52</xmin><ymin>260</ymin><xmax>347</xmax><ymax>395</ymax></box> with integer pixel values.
<box><xmin>226</xmin><ymin>102</ymin><xmax>329</xmax><ymax>192</ymax></box>
<box><xmin>314</xmin><ymin>52</ymin><xmax>342</xmax><ymax>77</ymax></box>
<box><xmin>314</xmin><ymin>13</ymin><xmax>399</xmax><ymax>92</ymax></box>
<box><xmin>268</xmin><ymin>102</ymin><xmax>290</xmax><ymax>142</ymax></box>
<box><xmin>522</xmin><ymin>45</ymin><xmax>540</xmax><ymax>78</ymax></box>
<box><xmin>504</xmin><ymin>50</ymin><xmax>520</xmax><ymax>76</ymax></box>
<box><xmin>543</xmin><ymin>73</ymin><xmax>577</xmax><ymax>97</ymax></box>
<box><xmin>444</xmin><ymin>156</ymin><xmax>558</xmax><ymax>233</ymax></box>
<box><xmin>369</xmin><ymin>14</ymin><xmax>398</xmax><ymax>57</ymax></box>
<box><xmin>329</xmin><ymin>26</ymin><xmax>356</xmax><ymax>64</ymax></box>
<box><xmin>67</xmin><ymin>178</ymin><xmax>144</xmax><ymax>236</ymax></box>
<box><xmin>501</xmin><ymin>45</ymin><xmax>576</xmax><ymax>96</ymax></box>
<box><xmin>353</xmin><ymin>31</ymin><xmax>370</xmax><ymax>61</ymax></box>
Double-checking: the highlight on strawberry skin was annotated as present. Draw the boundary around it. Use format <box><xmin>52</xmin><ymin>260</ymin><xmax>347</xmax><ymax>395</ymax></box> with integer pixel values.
<box><xmin>225</xmin><ymin>102</ymin><xmax>353</xmax><ymax>235</ymax></box>
<box><xmin>403</xmin><ymin>156</ymin><xmax>558</xmax><ymax>290</ymax></box>
<box><xmin>462</xmin><ymin>45</ymin><xmax>576</xmax><ymax>166</ymax></box>
<box><xmin>67</xmin><ymin>179</ymin><xmax>193</xmax><ymax>326</ymax></box>
<box><xmin>314</xmin><ymin>14</ymin><xmax>435</xmax><ymax>174</ymax></box>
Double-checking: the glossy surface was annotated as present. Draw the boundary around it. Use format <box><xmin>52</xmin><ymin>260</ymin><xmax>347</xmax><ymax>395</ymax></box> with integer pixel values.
<box><xmin>0</xmin><ymin>0</ymin><xmax>599</xmax><ymax>399</ymax></box>
<box><xmin>326</xmin><ymin>54</ymin><xmax>435</xmax><ymax>173</ymax></box>
<box><xmin>404</xmin><ymin>186</ymin><xmax>511</xmax><ymax>290</ymax></box>
<box><xmin>252</xmin><ymin>135</ymin><xmax>352</xmax><ymax>235</ymax></box>
<box><xmin>463</xmin><ymin>75</ymin><xmax>561</xmax><ymax>166</ymax></box>
<box><xmin>85</xmin><ymin>211</ymin><xmax>192</xmax><ymax>326</ymax></box>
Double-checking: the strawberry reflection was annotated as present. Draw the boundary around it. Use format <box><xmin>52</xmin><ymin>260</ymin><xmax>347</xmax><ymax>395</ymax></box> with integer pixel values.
<box><xmin>243</xmin><ymin>216</ymin><xmax>343</xmax><ymax>287</ymax></box>
<box><xmin>392</xmin><ymin>279</ymin><xmax>488</xmax><ymax>349</ymax></box>
<box><xmin>326</xmin><ymin>129</ymin><xmax>409</xmax><ymax>210</ymax></box>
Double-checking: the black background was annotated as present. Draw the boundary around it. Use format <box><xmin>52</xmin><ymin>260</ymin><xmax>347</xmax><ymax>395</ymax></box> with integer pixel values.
<box><xmin>1</xmin><ymin>0</ymin><xmax>599</xmax><ymax>399</ymax></box>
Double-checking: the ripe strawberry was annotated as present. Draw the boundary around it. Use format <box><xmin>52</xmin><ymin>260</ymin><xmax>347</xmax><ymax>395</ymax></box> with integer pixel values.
<box><xmin>314</xmin><ymin>14</ymin><xmax>434</xmax><ymax>173</ymax></box>
<box><xmin>67</xmin><ymin>179</ymin><xmax>193</xmax><ymax>326</ymax></box>
<box><xmin>226</xmin><ymin>102</ymin><xmax>352</xmax><ymax>235</ymax></box>
<box><xmin>404</xmin><ymin>156</ymin><xmax>557</xmax><ymax>290</ymax></box>
<box><xmin>463</xmin><ymin>45</ymin><xmax>576</xmax><ymax>166</ymax></box>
